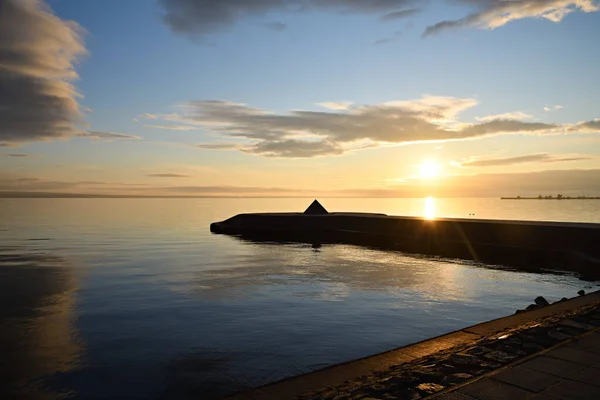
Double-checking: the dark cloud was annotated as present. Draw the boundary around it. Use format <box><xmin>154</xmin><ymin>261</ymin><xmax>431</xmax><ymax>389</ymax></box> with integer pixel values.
<box><xmin>82</xmin><ymin>131</ymin><xmax>141</xmax><ymax>140</ymax></box>
<box><xmin>159</xmin><ymin>0</ymin><xmax>417</xmax><ymax>37</ymax></box>
<box><xmin>381</xmin><ymin>8</ymin><xmax>420</xmax><ymax>21</ymax></box>
<box><xmin>424</xmin><ymin>0</ymin><xmax>599</xmax><ymax>36</ymax></box>
<box><xmin>262</xmin><ymin>21</ymin><xmax>287</xmax><ymax>31</ymax></box>
<box><xmin>460</xmin><ymin>153</ymin><xmax>592</xmax><ymax>167</ymax></box>
<box><xmin>145</xmin><ymin>96</ymin><xmax>595</xmax><ymax>158</ymax></box>
<box><xmin>0</xmin><ymin>0</ymin><xmax>87</xmax><ymax>146</ymax></box>
<box><xmin>147</xmin><ymin>173</ymin><xmax>191</xmax><ymax>178</ymax></box>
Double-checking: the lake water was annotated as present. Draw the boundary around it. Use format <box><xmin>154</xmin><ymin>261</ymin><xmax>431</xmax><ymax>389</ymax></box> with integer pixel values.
<box><xmin>1</xmin><ymin>198</ymin><xmax>599</xmax><ymax>399</ymax></box>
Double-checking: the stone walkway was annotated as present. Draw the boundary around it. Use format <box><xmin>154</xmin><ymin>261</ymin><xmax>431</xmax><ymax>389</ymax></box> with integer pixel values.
<box><xmin>433</xmin><ymin>330</ymin><xmax>600</xmax><ymax>400</ymax></box>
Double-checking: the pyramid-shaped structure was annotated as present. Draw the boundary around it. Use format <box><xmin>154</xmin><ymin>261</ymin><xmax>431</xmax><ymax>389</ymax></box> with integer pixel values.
<box><xmin>304</xmin><ymin>199</ymin><xmax>328</xmax><ymax>215</ymax></box>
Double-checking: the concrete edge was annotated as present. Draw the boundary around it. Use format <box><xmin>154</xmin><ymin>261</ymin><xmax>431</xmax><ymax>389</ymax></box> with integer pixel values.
<box><xmin>223</xmin><ymin>291</ymin><xmax>600</xmax><ymax>400</ymax></box>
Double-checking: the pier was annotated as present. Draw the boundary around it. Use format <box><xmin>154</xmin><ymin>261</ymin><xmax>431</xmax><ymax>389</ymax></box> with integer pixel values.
<box><xmin>211</xmin><ymin>200</ymin><xmax>600</xmax><ymax>280</ymax></box>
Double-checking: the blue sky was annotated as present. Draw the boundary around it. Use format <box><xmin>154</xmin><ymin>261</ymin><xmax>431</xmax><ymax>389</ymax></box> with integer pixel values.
<box><xmin>1</xmin><ymin>0</ymin><xmax>599</xmax><ymax>197</ymax></box>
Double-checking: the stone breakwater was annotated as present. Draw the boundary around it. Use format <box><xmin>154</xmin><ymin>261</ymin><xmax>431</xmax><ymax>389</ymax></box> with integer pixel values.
<box><xmin>211</xmin><ymin>212</ymin><xmax>600</xmax><ymax>280</ymax></box>
<box><xmin>296</xmin><ymin>299</ymin><xmax>600</xmax><ymax>400</ymax></box>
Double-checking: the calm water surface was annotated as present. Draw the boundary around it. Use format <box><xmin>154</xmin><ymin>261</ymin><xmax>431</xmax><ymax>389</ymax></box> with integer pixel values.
<box><xmin>1</xmin><ymin>198</ymin><xmax>599</xmax><ymax>399</ymax></box>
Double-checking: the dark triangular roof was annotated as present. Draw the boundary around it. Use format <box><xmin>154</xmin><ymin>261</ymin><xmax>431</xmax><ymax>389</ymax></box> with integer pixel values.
<box><xmin>304</xmin><ymin>199</ymin><xmax>328</xmax><ymax>215</ymax></box>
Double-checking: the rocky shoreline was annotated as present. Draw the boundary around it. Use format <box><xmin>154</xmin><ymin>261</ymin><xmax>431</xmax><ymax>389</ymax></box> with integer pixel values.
<box><xmin>297</xmin><ymin>294</ymin><xmax>600</xmax><ymax>400</ymax></box>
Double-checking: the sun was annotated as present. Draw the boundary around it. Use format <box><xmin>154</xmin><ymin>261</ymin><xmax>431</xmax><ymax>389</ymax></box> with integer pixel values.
<box><xmin>419</xmin><ymin>160</ymin><xmax>442</xmax><ymax>179</ymax></box>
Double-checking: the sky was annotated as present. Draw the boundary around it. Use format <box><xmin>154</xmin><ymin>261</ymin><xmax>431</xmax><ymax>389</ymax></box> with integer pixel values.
<box><xmin>1</xmin><ymin>0</ymin><xmax>599</xmax><ymax>197</ymax></box>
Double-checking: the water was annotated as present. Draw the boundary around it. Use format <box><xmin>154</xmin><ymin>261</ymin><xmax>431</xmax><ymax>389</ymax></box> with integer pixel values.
<box><xmin>1</xmin><ymin>198</ymin><xmax>598</xmax><ymax>399</ymax></box>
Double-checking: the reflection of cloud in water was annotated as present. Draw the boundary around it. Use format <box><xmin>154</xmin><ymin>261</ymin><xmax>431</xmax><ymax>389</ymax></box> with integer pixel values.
<box><xmin>0</xmin><ymin>247</ymin><xmax>80</xmax><ymax>399</ymax></box>
<box><xmin>187</xmin><ymin>243</ymin><xmax>471</xmax><ymax>302</ymax></box>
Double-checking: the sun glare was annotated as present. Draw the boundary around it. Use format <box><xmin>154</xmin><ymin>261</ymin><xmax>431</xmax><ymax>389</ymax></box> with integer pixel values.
<box><xmin>423</xmin><ymin>196</ymin><xmax>436</xmax><ymax>220</ymax></box>
<box><xmin>419</xmin><ymin>160</ymin><xmax>442</xmax><ymax>179</ymax></box>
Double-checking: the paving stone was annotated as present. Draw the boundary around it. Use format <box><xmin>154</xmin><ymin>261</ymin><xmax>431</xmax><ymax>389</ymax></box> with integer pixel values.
<box><xmin>433</xmin><ymin>392</ymin><xmax>478</xmax><ymax>400</ymax></box>
<box><xmin>545</xmin><ymin>347</ymin><xmax>600</xmax><ymax>366</ymax></box>
<box><xmin>520</xmin><ymin>356</ymin><xmax>587</xmax><ymax>378</ymax></box>
<box><xmin>568</xmin><ymin>366</ymin><xmax>600</xmax><ymax>388</ymax></box>
<box><xmin>540</xmin><ymin>379</ymin><xmax>600</xmax><ymax>400</ymax></box>
<box><xmin>490</xmin><ymin>366</ymin><xmax>561</xmax><ymax>392</ymax></box>
<box><xmin>559</xmin><ymin>319</ymin><xmax>596</xmax><ymax>331</ymax></box>
<box><xmin>457</xmin><ymin>378</ymin><xmax>533</xmax><ymax>400</ymax></box>
<box><xmin>566</xmin><ymin>333</ymin><xmax>600</xmax><ymax>354</ymax></box>
<box><xmin>527</xmin><ymin>395</ymin><xmax>562</xmax><ymax>400</ymax></box>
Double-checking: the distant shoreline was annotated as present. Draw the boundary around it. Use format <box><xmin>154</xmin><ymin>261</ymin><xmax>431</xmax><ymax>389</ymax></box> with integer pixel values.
<box><xmin>501</xmin><ymin>197</ymin><xmax>600</xmax><ymax>200</ymax></box>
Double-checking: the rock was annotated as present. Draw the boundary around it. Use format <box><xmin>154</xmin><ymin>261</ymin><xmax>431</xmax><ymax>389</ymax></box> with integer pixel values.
<box><xmin>442</xmin><ymin>373</ymin><xmax>473</xmax><ymax>386</ymax></box>
<box><xmin>449</xmin><ymin>353</ymin><xmax>481</xmax><ymax>366</ymax></box>
<box><xmin>578</xmin><ymin>290</ymin><xmax>586</xmax><ymax>296</ymax></box>
<box><xmin>438</xmin><ymin>363</ymin><xmax>457</xmax><ymax>373</ymax></box>
<box><xmin>413</xmin><ymin>371</ymin><xmax>444</xmax><ymax>384</ymax></box>
<box><xmin>525</xmin><ymin>304</ymin><xmax>540</xmax><ymax>312</ymax></box>
<box><xmin>484</xmin><ymin>350</ymin><xmax>519</xmax><ymax>363</ymax></box>
<box><xmin>515</xmin><ymin>309</ymin><xmax>525</xmax><ymax>314</ymax></box>
<box><xmin>522</xmin><ymin>342</ymin><xmax>545</xmax><ymax>354</ymax></box>
<box><xmin>415</xmin><ymin>383</ymin><xmax>445</xmax><ymax>395</ymax></box>
<box><xmin>389</xmin><ymin>388</ymin><xmax>421</xmax><ymax>400</ymax></box>
<box><xmin>534</xmin><ymin>296</ymin><xmax>550</xmax><ymax>306</ymax></box>
<box><xmin>561</xmin><ymin>297</ymin><xmax>569</xmax><ymax>302</ymax></box>
<box><xmin>480</xmin><ymin>361</ymin><xmax>501</xmax><ymax>370</ymax></box>
<box><xmin>548</xmin><ymin>328</ymin><xmax>573</xmax><ymax>341</ymax></box>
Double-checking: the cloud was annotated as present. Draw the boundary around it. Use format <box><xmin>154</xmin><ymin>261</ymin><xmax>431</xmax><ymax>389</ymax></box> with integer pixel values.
<box><xmin>0</xmin><ymin>0</ymin><xmax>87</xmax><ymax>146</ymax></box>
<box><xmin>570</xmin><ymin>119</ymin><xmax>600</xmax><ymax>133</ymax></box>
<box><xmin>1</xmin><ymin>153</ymin><xmax>31</xmax><ymax>158</ymax></box>
<box><xmin>194</xmin><ymin>142</ymin><xmax>241</xmax><ymax>150</ymax></box>
<box><xmin>142</xmin><ymin>113</ymin><xmax>159</xmax><ymax>119</ymax></box>
<box><xmin>244</xmin><ymin>139</ymin><xmax>344</xmax><ymax>158</ymax></box>
<box><xmin>159</xmin><ymin>0</ymin><xmax>418</xmax><ymax>38</ymax></box>
<box><xmin>458</xmin><ymin>153</ymin><xmax>592</xmax><ymax>167</ymax></box>
<box><xmin>476</xmin><ymin>111</ymin><xmax>534</xmax><ymax>122</ymax></box>
<box><xmin>544</xmin><ymin>106</ymin><xmax>552</xmax><ymax>111</ymax></box>
<box><xmin>373</xmin><ymin>31</ymin><xmax>402</xmax><ymax>45</ymax></box>
<box><xmin>262</xmin><ymin>21</ymin><xmax>287</xmax><ymax>31</ymax></box>
<box><xmin>145</xmin><ymin>124</ymin><xmax>200</xmax><ymax>131</ymax></box>
<box><xmin>381</xmin><ymin>8</ymin><xmax>420</xmax><ymax>21</ymax></box>
<box><xmin>317</xmin><ymin>102</ymin><xmax>353</xmax><ymax>110</ymax></box>
<box><xmin>2</xmin><ymin>168</ymin><xmax>599</xmax><ymax>198</ymax></box>
<box><xmin>145</xmin><ymin>96</ymin><xmax>599</xmax><ymax>158</ymax></box>
<box><xmin>424</xmin><ymin>0</ymin><xmax>599</xmax><ymax>36</ymax></box>
<box><xmin>555</xmin><ymin>105</ymin><xmax>564</xmax><ymax>110</ymax></box>
<box><xmin>147</xmin><ymin>173</ymin><xmax>191</xmax><ymax>178</ymax></box>
<box><xmin>82</xmin><ymin>131</ymin><xmax>141</xmax><ymax>140</ymax></box>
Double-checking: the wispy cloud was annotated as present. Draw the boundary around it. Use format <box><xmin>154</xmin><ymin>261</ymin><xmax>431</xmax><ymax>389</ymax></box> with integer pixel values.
<box><xmin>147</xmin><ymin>173</ymin><xmax>191</xmax><ymax>178</ymax></box>
<box><xmin>457</xmin><ymin>153</ymin><xmax>592</xmax><ymax>167</ymax></box>
<box><xmin>193</xmin><ymin>143</ymin><xmax>241</xmax><ymax>150</ymax></box>
<box><xmin>424</xmin><ymin>0</ymin><xmax>599</xmax><ymax>36</ymax></box>
<box><xmin>262</xmin><ymin>21</ymin><xmax>287</xmax><ymax>31</ymax></box>
<box><xmin>82</xmin><ymin>131</ymin><xmax>141</xmax><ymax>140</ymax></box>
<box><xmin>145</xmin><ymin>124</ymin><xmax>200</xmax><ymax>131</ymax></box>
<box><xmin>144</xmin><ymin>95</ymin><xmax>598</xmax><ymax>158</ymax></box>
<box><xmin>1</xmin><ymin>153</ymin><xmax>32</xmax><ymax>158</ymax></box>
<box><xmin>0</xmin><ymin>0</ymin><xmax>87</xmax><ymax>146</ymax></box>
<box><xmin>381</xmin><ymin>8</ymin><xmax>420</xmax><ymax>21</ymax></box>
<box><xmin>476</xmin><ymin>111</ymin><xmax>534</xmax><ymax>122</ymax></box>
<box><xmin>373</xmin><ymin>31</ymin><xmax>402</xmax><ymax>45</ymax></box>
<box><xmin>159</xmin><ymin>0</ymin><xmax>418</xmax><ymax>38</ymax></box>
<box><xmin>2</xmin><ymin>169</ymin><xmax>599</xmax><ymax>198</ymax></box>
